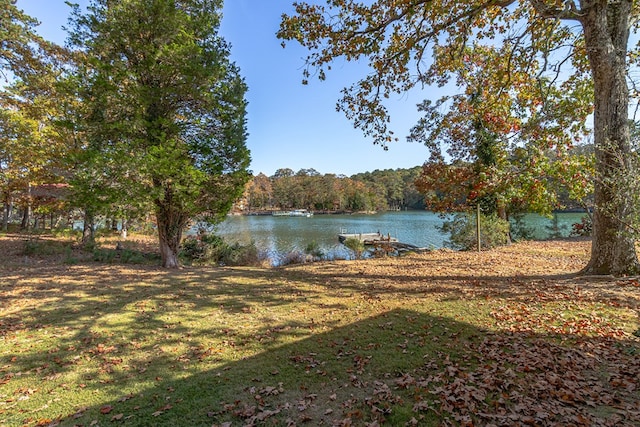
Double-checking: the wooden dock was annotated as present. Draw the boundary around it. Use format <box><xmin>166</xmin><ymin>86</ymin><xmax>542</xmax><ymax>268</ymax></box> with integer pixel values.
<box><xmin>338</xmin><ymin>232</ymin><xmax>397</xmax><ymax>245</ymax></box>
<box><xmin>338</xmin><ymin>231</ymin><xmax>428</xmax><ymax>254</ymax></box>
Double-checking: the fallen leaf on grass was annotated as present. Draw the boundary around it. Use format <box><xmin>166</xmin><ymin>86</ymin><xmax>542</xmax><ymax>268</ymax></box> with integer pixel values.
<box><xmin>152</xmin><ymin>403</ymin><xmax>173</xmax><ymax>416</ymax></box>
<box><xmin>118</xmin><ymin>394</ymin><xmax>134</xmax><ymax>402</ymax></box>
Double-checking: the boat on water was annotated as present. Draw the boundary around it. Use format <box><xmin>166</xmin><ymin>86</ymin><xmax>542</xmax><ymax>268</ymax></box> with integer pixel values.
<box><xmin>272</xmin><ymin>209</ymin><xmax>313</xmax><ymax>217</ymax></box>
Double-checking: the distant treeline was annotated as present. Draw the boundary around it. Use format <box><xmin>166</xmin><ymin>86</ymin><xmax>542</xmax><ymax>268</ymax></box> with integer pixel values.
<box><xmin>237</xmin><ymin>165</ymin><xmax>590</xmax><ymax>215</ymax></box>
<box><xmin>236</xmin><ymin>167</ymin><xmax>426</xmax><ymax>213</ymax></box>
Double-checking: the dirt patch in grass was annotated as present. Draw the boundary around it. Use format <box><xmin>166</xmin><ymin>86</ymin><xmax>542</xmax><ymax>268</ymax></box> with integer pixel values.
<box><xmin>0</xmin><ymin>234</ymin><xmax>638</xmax><ymax>426</ymax></box>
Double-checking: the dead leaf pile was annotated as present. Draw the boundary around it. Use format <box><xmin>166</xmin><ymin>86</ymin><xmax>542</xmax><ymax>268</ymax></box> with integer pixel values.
<box><xmin>402</xmin><ymin>334</ymin><xmax>640</xmax><ymax>426</ymax></box>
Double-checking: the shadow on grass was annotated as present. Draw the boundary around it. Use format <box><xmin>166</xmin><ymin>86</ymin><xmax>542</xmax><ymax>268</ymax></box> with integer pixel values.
<box><xmin>4</xmin><ymin>298</ymin><xmax>639</xmax><ymax>426</ymax></box>
<box><xmin>51</xmin><ymin>311</ymin><xmax>640</xmax><ymax>425</ymax></box>
<box><xmin>1</xmin><ymin>246</ymin><xmax>639</xmax><ymax>426</ymax></box>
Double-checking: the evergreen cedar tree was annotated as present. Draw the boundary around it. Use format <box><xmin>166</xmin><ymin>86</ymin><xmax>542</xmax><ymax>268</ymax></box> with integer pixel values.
<box><xmin>279</xmin><ymin>0</ymin><xmax>640</xmax><ymax>276</ymax></box>
<box><xmin>0</xmin><ymin>0</ymin><xmax>40</xmax><ymax>79</ymax></box>
<box><xmin>68</xmin><ymin>0</ymin><xmax>250</xmax><ymax>268</ymax></box>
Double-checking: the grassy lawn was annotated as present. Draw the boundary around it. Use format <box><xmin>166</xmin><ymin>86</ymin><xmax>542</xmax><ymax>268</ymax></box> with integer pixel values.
<box><xmin>0</xmin><ymin>234</ymin><xmax>638</xmax><ymax>426</ymax></box>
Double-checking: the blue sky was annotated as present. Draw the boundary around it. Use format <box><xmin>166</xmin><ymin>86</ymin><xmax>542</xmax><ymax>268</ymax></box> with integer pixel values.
<box><xmin>17</xmin><ymin>0</ymin><xmax>434</xmax><ymax>177</ymax></box>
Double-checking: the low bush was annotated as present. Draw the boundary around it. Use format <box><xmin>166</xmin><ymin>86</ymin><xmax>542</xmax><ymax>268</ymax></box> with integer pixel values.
<box><xmin>22</xmin><ymin>237</ymin><xmax>72</xmax><ymax>256</ymax></box>
<box><xmin>223</xmin><ymin>242</ymin><xmax>264</xmax><ymax>266</ymax></box>
<box><xmin>92</xmin><ymin>246</ymin><xmax>155</xmax><ymax>264</ymax></box>
<box><xmin>120</xmin><ymin>248</ymin><xmax>148</xmax><ymax>264</ymax></box>
<box><xmin>304</xmin><ymin>241</ymin><xmax>324</xmax><ymax>261</ymax></box>
<box><xmin>22</xmin><ymin>238</ymin><xmax>43</xmax><ymax>256</ymax></box>
<box><xmin>180</xmin><ymin>233</ymin><xmax>226</xmax><ymax>262</ymax></box>
<box><xmin>343</xmin><ymin>237</ymin><xmax>366</xmax><ymax>259</ymax></box>
<box><xmin>440</xmin><ymin>212</ymin><xmax>510</xmax><ymax>251</ymax></box>
<box><xmin>52</xmin><ymin>228</ymin><xmax>81</xmax><ymax>239</ymax></box>
<box><xmin>180</xmin><ymin>233</ymin><xmax>264</xmax><ymax>266</ymax></box>
<box><xmin>92</xmin><ymin>248</ymin><xmax>117</xmax><ymax>263</ymax></box>
<box><xmin>62</xmin><ymin>246</ymin><xmax>79</xmax><ymax>265</ymax></box>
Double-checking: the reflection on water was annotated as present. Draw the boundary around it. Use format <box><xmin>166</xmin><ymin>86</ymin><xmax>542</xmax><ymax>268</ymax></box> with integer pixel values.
<box><xmin>208</xmin><ymin>211</ymin><xmax>586</xmax><ymax>264</ymax></box>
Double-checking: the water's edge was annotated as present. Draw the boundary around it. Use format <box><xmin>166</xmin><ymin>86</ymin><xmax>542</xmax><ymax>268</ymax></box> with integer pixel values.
<box><xmin>209</xmin><ymin>211</ymin><xmax>586</xmax><ymax>264</ymax></box>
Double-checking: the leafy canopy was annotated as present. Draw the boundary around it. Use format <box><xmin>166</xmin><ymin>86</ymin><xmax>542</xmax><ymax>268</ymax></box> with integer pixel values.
<box><xmin>279</xmin><ymin>1</ymin><xmax>606</xmax><ymax>146</ymax></box>
<box><xmin>68</xmin><ymin>0</ymin><xmax>250</xmax><ymax>218</ymax></box>
<box><xmin>67</xmin><ymin>0</ymin><xmax>251</xmax><ymax>266</ymax></box>
<box><xmin>279</xmin><ymin>1</ymin><xmax>600</xmax><ymax>216</ymax></box>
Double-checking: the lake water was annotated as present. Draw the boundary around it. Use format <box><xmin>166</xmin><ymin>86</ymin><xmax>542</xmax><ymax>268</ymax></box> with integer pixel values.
<box><xmin>211</xmin><ymin>211</ymin><xmax>586</xmax><ymax>264</ymax></box>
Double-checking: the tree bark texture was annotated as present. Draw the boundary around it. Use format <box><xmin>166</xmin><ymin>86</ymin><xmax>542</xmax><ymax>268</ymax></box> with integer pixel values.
<box><xmin>155</xmin><ymin>186</ymin><xmax>187</xmax><ymax>269</ymax></box>
<box><xmin>20</xmin><ymin>184</ymin><xmax>31</xmax><ymax>230</ymax></box>
<box><xmin>2</xmin><ymin>199</ymin><xmax>12</xmax><ymax>231</ymax></box>
<box><xmin>82</xmin><ymin>210</ymin><xmax>94</xmax><ymax>246</ymax></box>
<box><xmin>581</xmin><ymin>1</ymin><xmax>639</xmax><ymax>275</ymax></box>
<box><xmin>20</xmin><ymin>204</ymin><xmax>30</xmax><ymax>230</ymax></box>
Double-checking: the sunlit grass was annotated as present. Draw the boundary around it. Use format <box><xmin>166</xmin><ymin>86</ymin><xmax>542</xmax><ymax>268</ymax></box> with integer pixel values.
<box><xmin>0</xmin><ymin>236</ymin><xmax>638</xmax><ymax>426</ymax></box>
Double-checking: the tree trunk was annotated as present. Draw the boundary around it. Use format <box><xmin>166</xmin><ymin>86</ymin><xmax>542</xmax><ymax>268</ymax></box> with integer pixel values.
<box><xmin>581</xmin><ymin>1</ymin><xmax>639</xmax><ymax>275</ymax></box>
<box><xmin>2</xmin><ymin>197</ymin><xmax>12</xmax><ymax>232</ymax></box>
<box><xmin>20</xmin><ymin>205</ymin><xmax>30</xmax><ymax>230</ymax></box>
<box><xmin>82</xmin><ymin>210</ymin><xmax>95</xmax><ymax>246</ymax></box>
<box><xmin>20</xmin><ymin>184</ymin><xmax>32</xmax><ymax>231</ymax></box>
<box><xmin>155</xmin><ymin>186</ymin><xmax>186</xmax><ymax>269</ymax></box>
<box><xmin>158</xmin><ymin>231</ymin><xmax>181</xmax><ymax>268</ymax></box>
<box><xmin>53</xmin><ymin>214</ymin><xmax>63</xmax><ymax>229</ymax></box>
<box><xmin>121</xmin><ymin>218</ymin><xmax>128</xmax><ymax>240</ymax></box>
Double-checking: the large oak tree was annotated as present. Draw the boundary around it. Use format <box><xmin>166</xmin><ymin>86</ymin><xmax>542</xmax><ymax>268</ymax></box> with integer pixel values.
<box><xmin>279</xmin><ymin>0</ymin><xmax>640</xmax><ymax>275</ymax></box>
<box><xmin>69</xmin><ymin>0</ymin><xmax>250</xmax><ymax>268</ymax></box>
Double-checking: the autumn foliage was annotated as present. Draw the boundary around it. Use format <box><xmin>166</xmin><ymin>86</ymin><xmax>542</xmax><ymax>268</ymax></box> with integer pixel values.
<box><xmin>278</xmin><ymin>0</ymin><xmax>640</xmax><ymax>274</ymax></box>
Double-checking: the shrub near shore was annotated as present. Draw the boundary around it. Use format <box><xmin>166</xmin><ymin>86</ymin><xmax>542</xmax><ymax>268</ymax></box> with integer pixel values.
<box><xmin>0</xmin><ymin>235</ymin><xmax>638</xmax><ymax>426</ymax></box>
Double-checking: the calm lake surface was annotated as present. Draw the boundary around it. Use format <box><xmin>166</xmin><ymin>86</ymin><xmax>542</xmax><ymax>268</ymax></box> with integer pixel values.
<box><xmin>211</xmin><ymin>211</ymin><xmax>586</xmax><ymax>264</ymax></box>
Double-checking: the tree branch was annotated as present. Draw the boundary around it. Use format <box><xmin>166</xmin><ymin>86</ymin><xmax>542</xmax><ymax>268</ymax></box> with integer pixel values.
<box><xmin>528</xmin><ymin>0</ymin><xmax>584</xmax><ymax>21</ymax></box>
